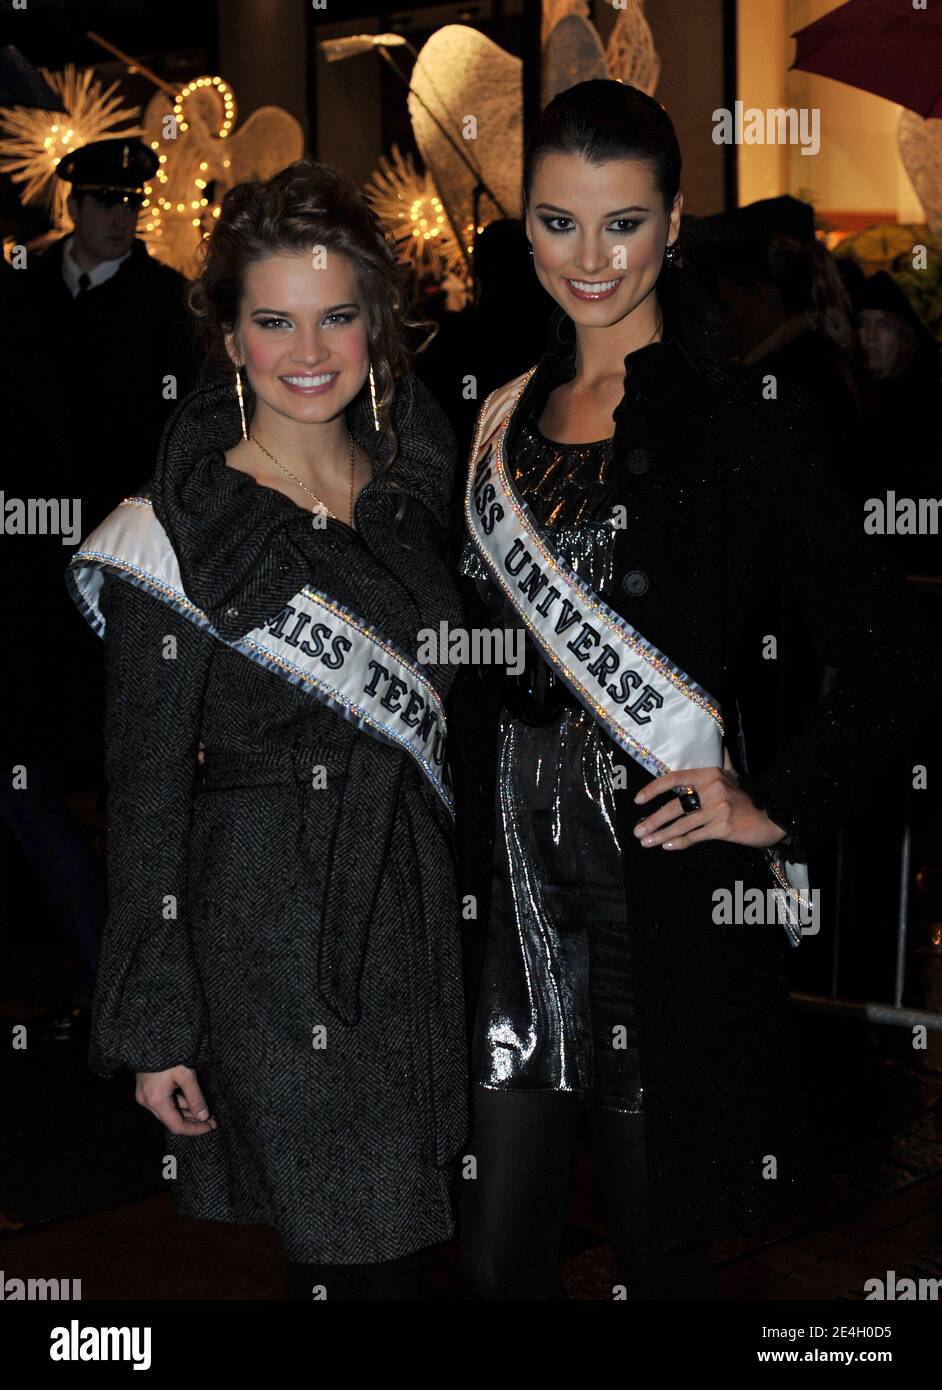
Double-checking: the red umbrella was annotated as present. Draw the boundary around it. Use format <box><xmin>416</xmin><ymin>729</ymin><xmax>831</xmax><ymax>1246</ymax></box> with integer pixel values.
<box><xmin>791</xmin><ymin>0</ymin><xmax>942</xmax><ymax>118</ymax></box>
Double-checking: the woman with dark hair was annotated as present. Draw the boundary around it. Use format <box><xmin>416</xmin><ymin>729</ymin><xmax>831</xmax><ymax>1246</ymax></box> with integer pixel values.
<box><xmin>66</xmin><ymin>160</ymin><xmax>468</xmax><ymax>1300</ymax></box>
<box><xmin>451</xmin><ymin>80</ymin><xmax>936</xmax><ymax>1300</ymax></box>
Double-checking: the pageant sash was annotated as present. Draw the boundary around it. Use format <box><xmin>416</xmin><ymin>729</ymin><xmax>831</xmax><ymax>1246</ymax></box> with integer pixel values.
<box><xmin>67</xmin><ymin>495</ymin><xmax>453</xmax><ymax>816</ymax></box>
<box><xmin>465</xmin><ymin>368</ymin><xmax>814</xmax><ymax>942</ymax></box>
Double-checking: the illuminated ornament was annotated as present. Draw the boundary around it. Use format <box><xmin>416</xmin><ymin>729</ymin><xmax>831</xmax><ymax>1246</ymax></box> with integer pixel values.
<box><xmin>0</xmin><ymin>64</ymin><xmax>141</xmax><ymax>230</ymax></box>
<box><xmin>171</xmin><ymin>75</ymin><xmax>236</xmax><ymax>140</ymax></box>
<box><xmin>364</xmin><ymin>144</ymin><xmax>466</xmax><ymax>293</ymax></box>
<box><xmin>139</xmin><ymin>76</ymin><xmax>303</xmax><ymax>276</ymax></box>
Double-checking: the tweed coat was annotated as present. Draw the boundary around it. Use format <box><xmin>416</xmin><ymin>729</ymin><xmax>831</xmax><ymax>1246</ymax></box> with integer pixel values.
<box><xmin>449</xmin><ymin>264</ymin><xmax>940</xmax><ymax>1252</ymax></box>
<box><xmin>84</xmin><ymin>370</ymin><xmax>469</xmax><ymax>1263</ymax></box>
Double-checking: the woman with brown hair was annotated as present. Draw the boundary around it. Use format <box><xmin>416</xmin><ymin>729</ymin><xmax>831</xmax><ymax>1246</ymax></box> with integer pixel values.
<box><xmin>66</xmin><ymin>161</ymin><xmax>468</xmax><ymax>1300</ymax></box>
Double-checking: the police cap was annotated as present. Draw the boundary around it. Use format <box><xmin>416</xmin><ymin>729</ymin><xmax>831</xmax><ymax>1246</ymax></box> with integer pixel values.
<box><xmin>55</xmin><ymin>136</ymin><xmax>158</xmax><ymax>195</ymax></box>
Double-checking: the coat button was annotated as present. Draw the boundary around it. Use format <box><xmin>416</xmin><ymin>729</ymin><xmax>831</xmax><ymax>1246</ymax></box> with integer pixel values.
<box><xmin>226</xmin><ymin>606</ymin><xmax>239</xmax><ymax>617</ymax></box>
<box><xmin>622</xmin><ymin>570</ymin><xmax>649</xmax><ymax>597</ymax></box>
<box><xmin>626</xmin><ymin>448</ymin><xmax>652</xmax><ymax>474</ymax></box>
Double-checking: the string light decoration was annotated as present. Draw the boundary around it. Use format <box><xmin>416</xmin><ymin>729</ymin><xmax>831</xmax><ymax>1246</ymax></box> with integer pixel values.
<box><xmin>172</xmin><ymin>75</ymin><xmax>236</xmax><ymax>139</ymax></box>
<box><xmin>0</xmin><ymin>64</ymin><xmax>141</xmax><ymax>230</ymax></box>
<box><xmin>139</xmin><ymin>77</ymin><xmax>238</xmax><ymax>263</ymax></box>
<box><xmin>0</xmin><ymin>37</ymin><xmax>300</xmax><ymax>279</ymax></box>
<box><xmin>463</xmin><ymin>220</ymin><xmax>486</xmax><ymax>256</ymax></box>
<box><xmin>139</xmin><ymin>76</ymin><xmax>301</xmax><ymax>276</ymax></box>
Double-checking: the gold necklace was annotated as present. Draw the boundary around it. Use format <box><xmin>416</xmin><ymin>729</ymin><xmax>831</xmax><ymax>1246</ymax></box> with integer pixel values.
<box><xmin>249</xmin><ymin>428</ymin><xmax>356</xmax><ymax>525</ymax></box>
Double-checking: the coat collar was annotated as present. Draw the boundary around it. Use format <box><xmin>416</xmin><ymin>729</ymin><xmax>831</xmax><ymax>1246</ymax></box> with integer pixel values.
<box><xmin>543</xmin><ymin>271</ymin><xmax>709</xmax><ymax>409</ymax></box>
<box><xmin>506</xmin><ymin>272</ymin><xmax>710</xmax><ymax>457</ymax></box>
<box><xmin>61</xmin><ymin>235</ymin><xmax>133</xmax><ymax>295</ymax></box>
<box><xmin>146</xmin><ymin>371</ymin><xmax>452</xmax><ymax>632</ymax></box>
<box><xmin>146</xmin><ymin>377</ymin><xmax>310</xmax><ymax>626</ymax></box>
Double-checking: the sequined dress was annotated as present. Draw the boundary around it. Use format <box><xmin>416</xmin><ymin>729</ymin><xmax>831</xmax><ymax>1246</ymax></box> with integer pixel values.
<box><xmin>460</xmin><ymin>420</ymin><xmax>644</xmax><ymax>1114</ymax></box>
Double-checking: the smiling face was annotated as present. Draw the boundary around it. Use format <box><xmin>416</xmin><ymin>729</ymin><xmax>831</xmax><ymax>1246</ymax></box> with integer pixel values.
<box><xmin>524</xmin><ymin>151</ymin><xmax>681</xmax><ymax>329</ymax></box>
<box><xmin>226</xmin><ymin>249</ymin><xmax>370</xmax><ymax>424</ymax></box>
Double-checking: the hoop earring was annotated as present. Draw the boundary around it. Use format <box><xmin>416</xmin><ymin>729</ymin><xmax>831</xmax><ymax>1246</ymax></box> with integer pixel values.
<box><xmin>234</xmin><ymin>362</ymin><xmax>248</xmax><ymax>441</ymax></box>
<box><xmin>368</xmin><ymin>362</ymin><xmax>380</xmax><ymax>433</ymax></box>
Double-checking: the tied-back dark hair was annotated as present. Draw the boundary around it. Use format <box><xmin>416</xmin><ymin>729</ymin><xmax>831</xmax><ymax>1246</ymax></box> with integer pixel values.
<box><xmin>524</xmin><ymin>79</ymin><xmax>734</xmax><ymax>383</ymax></box>
<box><xmin>187</xmin><ymin>158</ymin><xmax>432</xmax><ymax>484</ymax></box>
<box><xmin>523</xmin><ymin>79</ymin><xmax>682</xmax><ymax>213</ymax></box>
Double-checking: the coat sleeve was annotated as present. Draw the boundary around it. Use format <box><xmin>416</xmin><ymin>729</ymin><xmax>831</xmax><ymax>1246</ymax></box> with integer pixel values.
<box><xmin>88</xmin><ymin>573</ymin><xmax>214</xmax><ymax>1077</ymax></box>
<box><xmin>735</xmin><ymin>385</ymin><xmax>940</xmax><ymax>855</ymax></box>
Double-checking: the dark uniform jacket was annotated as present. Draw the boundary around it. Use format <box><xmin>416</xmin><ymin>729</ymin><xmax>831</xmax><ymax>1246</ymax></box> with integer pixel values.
<box><xmin>449</xmin><ymin>264</ymin><xmax>940</xmax><ymax>1252</ymax></box>
<box><xmin>85</xmin><ymin>371</ymin><xmax>469</xmax><ymax>1263</ymax></box>
<box><xmin>28</xmin><ymin>236</ymin><xmax>195</xmax><ymax>532</ymax></box>
<box><xmin>0</xmin><ymin>258</ymin><xmax>74</xmax><ymax>763</ymax></box>
<box><xmin>27</xmin><ymin>236</ymin><xmax>197</xmax><ymax>772</ymax></box>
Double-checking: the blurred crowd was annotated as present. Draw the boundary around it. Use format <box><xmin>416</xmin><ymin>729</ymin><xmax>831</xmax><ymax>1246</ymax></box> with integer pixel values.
<box><xmin>416</xmin><ymin>195</ymin><xmax>942</xmax><ymax>581</ymax></box>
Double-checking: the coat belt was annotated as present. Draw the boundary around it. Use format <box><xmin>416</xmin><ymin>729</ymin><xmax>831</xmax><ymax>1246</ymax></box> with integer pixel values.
<box><xmin>194</xmin><ymin>741</ymin><xmax>462</xmax><ymax>1165</ymax></box>
<box><xmin>194</xmin><ymin>741</ymin><xmax>403</xmax><ymax>1026</ymax></box>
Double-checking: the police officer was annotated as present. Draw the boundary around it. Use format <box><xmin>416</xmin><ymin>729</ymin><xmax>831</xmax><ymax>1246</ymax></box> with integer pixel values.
<box><xmin>22</xmin><ymin>138</ymin><xmax>197</xmax><ymax>999</ymax></box>
<box><xmin>27</xmin><ymin>136</ymin><xmax>195</xmax><ymax>531</ymax></box>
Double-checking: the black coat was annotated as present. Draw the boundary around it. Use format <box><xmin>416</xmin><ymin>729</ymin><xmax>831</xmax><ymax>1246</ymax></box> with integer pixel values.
<box><xmin>27</xmin><ymin>237</ymin><xmax>196</xmax><ymax>532</ymax></box>
<box><xmin>85</xmin><ymin>371</ymin><xmax>469</xmax><ymax>1263</ymax></box>
<box><xmin>0</xmin><ymin>259</ymin><xmax>74</xmax><ymax>762</ymax></box>
<box><xmin>449</xmin><ymin>265</ymin><xmax>940</xmax><ymax>1252</ymax></box>
<box><xmin>26</xmin><ymin>237</ymin><xmax>197</xmax><ymax>773</ymax></box>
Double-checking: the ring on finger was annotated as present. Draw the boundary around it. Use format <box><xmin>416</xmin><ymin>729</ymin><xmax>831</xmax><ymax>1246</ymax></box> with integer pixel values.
<box><xmin>675</xmin><ymin>784</ymin><xmax>702</xmax><ymax>814</ymax></box>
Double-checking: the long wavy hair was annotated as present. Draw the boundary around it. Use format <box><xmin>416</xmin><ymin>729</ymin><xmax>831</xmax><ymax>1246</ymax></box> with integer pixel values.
<box><xmin>187</xmin><ymin>159</ymin><xmax>433</xmax><ymax>486</ymax></box>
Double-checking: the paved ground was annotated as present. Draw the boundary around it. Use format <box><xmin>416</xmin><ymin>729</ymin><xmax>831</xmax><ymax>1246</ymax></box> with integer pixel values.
<box><xmin>2</xmin><ymin>945</ymin><xmax>941</xmax><ymax>1301</ymax></box>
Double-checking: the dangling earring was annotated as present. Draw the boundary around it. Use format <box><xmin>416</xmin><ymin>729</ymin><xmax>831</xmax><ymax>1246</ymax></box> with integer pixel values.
<box><xmin>234</xmin><ymin>361</ymin><xmax>248</xmax><ymax>441</ymax></box>
<box><xmin>527</xmin><ymin>243</ymin><xmax>534</xmax><ymax>258</ymax></box>
<box><xmin>368</xmin><ymin>362</ymin><xmax>380</xmax><ymax>433</ymax></box>
<box><xmin>665</xmin><ymin>241</ymin><xmax>678</xmax><ymax>266</ymax></box>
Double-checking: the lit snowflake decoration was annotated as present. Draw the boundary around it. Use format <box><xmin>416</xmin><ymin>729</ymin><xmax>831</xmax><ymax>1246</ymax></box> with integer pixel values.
<box><xmin>364</xmin><ymin>143</ymin><xmax>473</xmax><ymax>304</ymax></box>
<box><xmin>0</xmin><ymin>64</ymin><xmax>141</xmax><ymax>230</ymax></box>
